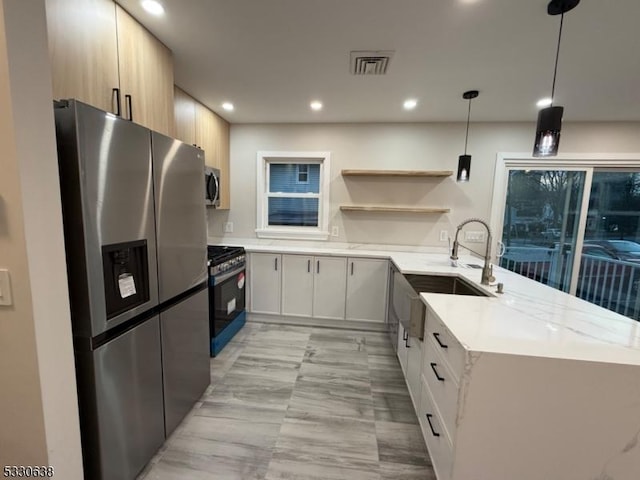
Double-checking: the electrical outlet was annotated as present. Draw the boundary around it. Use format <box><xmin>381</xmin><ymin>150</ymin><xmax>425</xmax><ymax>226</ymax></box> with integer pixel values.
<box><xmin>224</xmin><ymin>222</ymin><xmax>234</xmax><ymax>233</ymax></box>
<box><xmin>331</xmin><ymin>226</ymin><xmax>339</xmax><ymax>237</ymax></box>
<box><xmin>464</xmin><ymin>231</ymin><xmax>485</xmax><ymax>243</ymax></box>
<box><xmin>439</xmin><ymin>230</ymin><xmax>448</xmax><ymax>242</ymax></box>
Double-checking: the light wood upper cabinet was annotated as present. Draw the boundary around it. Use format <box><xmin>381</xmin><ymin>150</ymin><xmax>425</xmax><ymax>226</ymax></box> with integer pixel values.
<box><xmin>195</xmin><ymin>103</ymin><xmax>217</xmax><ymax>167</ymax></box>
<box><xmin>46</xmin><ymin>1</ymin><xmax>175</xmax><ymax>136</ymax></box>
<box><xmin>213</xmin><ymin>113</ymin><xmax>230</xmax><ymax>209</ymax></box>
<box><xmin>173</xmin><ymin>86</ymin><xmax>196</xmax><ymax>146</ymax></box>
<box><xmin>193</xmin><ymin>101</ymin><xmax>230</xmax><ymax>209</ymax></box>
<box><xmin>115</xmin><ymin>5</ymin><xmax>175</xmax><ymax>137</ymax></box>
<box><xmin>46</xmin><ymin>0</ymin><xmax>119</xmax><ymax>113</ymax></box>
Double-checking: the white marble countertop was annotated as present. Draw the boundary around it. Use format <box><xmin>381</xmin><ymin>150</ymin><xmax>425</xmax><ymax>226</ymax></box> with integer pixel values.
<box><xmin>214</xmin><ymin>239</ymin><xmax>640</xmax><ymax>366</ymax></box>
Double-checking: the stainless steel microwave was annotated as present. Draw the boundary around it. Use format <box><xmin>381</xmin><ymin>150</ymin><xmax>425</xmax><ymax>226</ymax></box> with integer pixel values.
<box><xmin>205</xmin><ymin>166</ymin><xmax>220</xmax><ymax>207</ymax></box>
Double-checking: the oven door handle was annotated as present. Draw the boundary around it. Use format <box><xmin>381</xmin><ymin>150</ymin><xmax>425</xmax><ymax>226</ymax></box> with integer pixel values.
<box><xmin>213</xmin><ymin>266</ymin><xmax>245</xmax><ymax>285</ymax></box>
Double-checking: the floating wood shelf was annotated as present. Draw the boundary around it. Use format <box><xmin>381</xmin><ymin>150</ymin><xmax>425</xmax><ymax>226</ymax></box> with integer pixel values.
<box><xmin>341</xmin><ymin>169</ymin><xmax>453</xmax><ymax>177</ymax></box>
<box><xmin>340</xmin><ymin>205</ymin><xmax>450</xmax><ymax>214</ymax></box>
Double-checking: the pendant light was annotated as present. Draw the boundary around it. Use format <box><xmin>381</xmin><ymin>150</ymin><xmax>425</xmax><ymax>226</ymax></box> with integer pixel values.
<box><xmin>457</xmin><ymin>90</ymin><xmax>479</xmax><ymax>182</ymax></box>
<box><xmin>533</xmin><ymin>0</ymin><xmax>580</xmax><ymax>157</ymax></box>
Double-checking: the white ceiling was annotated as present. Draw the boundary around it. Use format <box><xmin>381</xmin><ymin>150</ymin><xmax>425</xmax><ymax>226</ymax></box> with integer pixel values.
<box><xmin>117</xmin><ymin>0</ymin><xmax>640</xmax><ymax>124</ymax></box>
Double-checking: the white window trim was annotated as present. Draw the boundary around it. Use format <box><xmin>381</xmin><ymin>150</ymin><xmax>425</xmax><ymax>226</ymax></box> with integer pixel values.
<box><xmin>489</xmin><ymin>152</ymin><xmax>640</xmax><ymax>294</ymax></box>
<box><xmin>256</xmin><ymin>151</ymin><xmax>331</xmax><ymax>240</ymax></box>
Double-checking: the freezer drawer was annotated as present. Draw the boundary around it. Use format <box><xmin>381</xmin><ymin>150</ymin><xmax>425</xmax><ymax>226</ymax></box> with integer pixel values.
<box><xmin>161</xmin><ymin>287</ymin><xmax>211</xmax><ymax>436</ymax></box>
<box><xmin>75</xmin><ymin>316</ymin><xmax>165</xmax><ymax>480</ymax></box>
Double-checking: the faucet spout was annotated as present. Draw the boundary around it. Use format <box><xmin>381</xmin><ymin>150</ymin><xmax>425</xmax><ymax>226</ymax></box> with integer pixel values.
<box><xmin>449</xmin><ymin>218</ymin><xmax>494</xmax><ymax>285</ymax></box>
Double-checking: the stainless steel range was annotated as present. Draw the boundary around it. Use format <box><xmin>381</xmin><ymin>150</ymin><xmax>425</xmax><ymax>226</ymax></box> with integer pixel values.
<box><xmin>207</xmin><ymin>246</ymin><xmax>246</xmax><ymax>356</ymax></box>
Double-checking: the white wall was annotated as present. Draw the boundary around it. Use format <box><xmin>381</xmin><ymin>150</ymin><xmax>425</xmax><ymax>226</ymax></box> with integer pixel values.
<box><xmin>209</xmin><ymin>122</ymin><xmax>640</xmax><ymax>247</ymax></box>
<box><xmin>0</xmin><ymin>0</ymin><xmax>82</xmax><ymax>477</ymax></box>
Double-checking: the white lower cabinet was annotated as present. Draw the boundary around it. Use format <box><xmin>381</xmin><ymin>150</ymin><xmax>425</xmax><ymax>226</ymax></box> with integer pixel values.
<box><xmin>312</xmin><ymin>256</ymin><xmax>347</xmax><ymax>320</ymax></box>
<box><xmin>397</xmin><ymin>323</ymin><xmax>409</xmax><ymax>374</ymax></box>
<box><xmin>248</xmin><ymin>253</ymin><xmax>281</xmax><ymax>314</ymax></box>
<box><xmin>398</xmin><ymin>321</ymin><xmax>423</xmax><ymax>411</ymax></box>
<box><xmin>406</xmin><ymin>334</ymin><xmax>423</xmax><ymax>409</ymax></box>
<box><xmin>345</xmin><ymin>257</ymin><xmax>388</xmax><ymax>322</ymax></box>
<box><xmin>281</xmin><ymin>255</ymin><xmax>314</xmax><ymax>317</ymax></box>
<box><xmin>249</xmin><ymin>252</ymin><xmax>386</xmax><ymax>323</ymax></box>
<box><xmin>418</xmin><ymin>377</ymin><xmax>454</xmax><ymax>480</ymax></box>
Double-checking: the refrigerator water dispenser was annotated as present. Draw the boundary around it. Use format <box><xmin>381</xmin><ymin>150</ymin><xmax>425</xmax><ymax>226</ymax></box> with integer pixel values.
<box><xmin>102</xmin><ymin>240</ymin><xmax>150</xmax><ymax>319</ymax></box>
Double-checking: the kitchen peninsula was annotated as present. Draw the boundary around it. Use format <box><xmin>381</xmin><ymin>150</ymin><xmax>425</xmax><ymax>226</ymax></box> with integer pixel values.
<box><xmin>238</xmin><ymin>243</ymin><xmax>640</xmax><ymax>480</ymax></box>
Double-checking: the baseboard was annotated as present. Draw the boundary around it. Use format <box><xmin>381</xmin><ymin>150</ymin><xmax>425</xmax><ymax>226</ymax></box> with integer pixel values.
<box><xmin>247</xmin><ymin>312</ymin><xmax>388</xmax><ymax>332</ymax></box>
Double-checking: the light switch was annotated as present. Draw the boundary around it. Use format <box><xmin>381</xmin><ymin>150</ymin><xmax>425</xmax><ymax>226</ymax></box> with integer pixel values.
<box><xmin>0</xmin><ymin>269</ymin><xmax>12</xmax><ymax>306</ymax></box>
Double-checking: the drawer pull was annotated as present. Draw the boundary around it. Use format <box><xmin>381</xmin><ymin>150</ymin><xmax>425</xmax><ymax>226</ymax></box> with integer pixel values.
<box><xmin>433</xmin><ymin>332</ymin><xmax>448</xmax><ymax>349</ymax></box>
<box><xmin>430</xmin><ymin>362</ymin><xmax>445</xmax><ymax>382</ymax></box>
<box><xmin>426</xmin><ymin>414</ymin><xmax>440</xmax><ymax>437</ymax></box>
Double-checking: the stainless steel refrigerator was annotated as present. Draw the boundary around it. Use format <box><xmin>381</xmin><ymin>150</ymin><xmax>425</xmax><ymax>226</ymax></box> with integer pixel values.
<box><xmin>54</xmin><ymin>100</ymin><xmax>209</xmax><ymax>480</ymax></box>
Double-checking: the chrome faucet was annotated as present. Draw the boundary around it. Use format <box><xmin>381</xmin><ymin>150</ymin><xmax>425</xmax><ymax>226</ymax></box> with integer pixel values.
<box><xmin>450</xmin><ymin>218</ymin><xmax>495</xmax><ymax>285</ymax></box>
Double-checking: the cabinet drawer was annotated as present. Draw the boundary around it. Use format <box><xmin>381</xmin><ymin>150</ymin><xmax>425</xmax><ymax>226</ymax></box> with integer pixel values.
<box><xmin>423</xmin><ymin>336</ymin><xmax>459</xmax><ymax>442</ymax></box>
<box><xmin>418</xmin><ymin>377</ymin><xmax>453</xmax><ymax>480</ymax></box>
<box><xmin>425</xmin><ymin>306</ymin><xmax>465</xmax><ymax>383</ymax></box>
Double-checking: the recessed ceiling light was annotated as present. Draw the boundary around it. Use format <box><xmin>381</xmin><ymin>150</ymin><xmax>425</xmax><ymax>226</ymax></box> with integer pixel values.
<box><xmin>403</xmin><ymin>99</ymin><xmax>418</xmax><ymax>110</ymax></box>
<box><xmin>141</xmin><ymin>0</ymin><xmax>165</xmax><ymax>16</ymax></box>
<box><xmin>222</xmin><ymin>102</ymin><xmax>234</xmax><ymax>111</ymax></box>
<box><xmin>310</xmin><ymin>101</ymin><xmax>323</xmax><ymax>111</ymax></box>
<box><xmin>537</xmin><ymin>97</ymin><xmax>553</xmax><ymax>108</ymax></box>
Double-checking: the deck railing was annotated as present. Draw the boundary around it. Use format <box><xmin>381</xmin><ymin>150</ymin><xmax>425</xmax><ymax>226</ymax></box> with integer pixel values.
<box><xmin>500</xmin><ymin>246</ymin><xmax>640</xmax><ymax>320</ymax></box>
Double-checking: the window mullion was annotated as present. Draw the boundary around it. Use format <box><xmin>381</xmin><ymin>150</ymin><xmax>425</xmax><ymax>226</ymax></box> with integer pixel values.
<box><xmin>568</xmin><ymin>168</ymin><xmax>594</xmax><ymax>296</ymax></box>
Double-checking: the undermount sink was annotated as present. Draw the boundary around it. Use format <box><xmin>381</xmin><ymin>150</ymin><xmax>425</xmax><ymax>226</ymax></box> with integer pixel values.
<box><xmin>404</xmin><ymin>274</ymin><xmax>490</xmax><ymax>297</ymax></box>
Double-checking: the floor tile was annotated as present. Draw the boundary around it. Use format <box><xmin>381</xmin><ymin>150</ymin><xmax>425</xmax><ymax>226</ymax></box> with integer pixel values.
<box><xmin>239</xmin><ymin>343</ymin><xmax>307</xmax><ymax>363</ymax></box>
<box><xmin>177</xmin><ymin>414</ymin><xmax>281</xmax><ymax>450</ymax></box>
<box><xmin>373</xmin><ymin>391</ymin><xmax>418</xmax><ymax>424</ymax></box>
<box><xmin>276</xmin><ymin>411</ymin><xmax>379</xmax><ymax>462</ymax></box>
<box><xmin>367</xmin><ymin>353</ymin><xmax>402</xmax><ymax>371</ymax></box>
<box><xmin>266</xmin><ymin>449</ymin><xmax>381</xmax><ymax>480</ymax></box>
<box><xmin>206</xmin><ymin>372</ymin><xmax>294</xmax><ymax>411</ymax></box>
<box><xmin>303</xmin><ymin>346</ymin><xmax>369</xmax><ymax>370</ymax></box>
<box><xmin>378</xmin><ymin>461</ymin><xmax>436</xmax><ymax>480</ymax></box>
<box><xmin>308</xmin><ymin>329</ymin><xmax>367</xmax><ymax>352</ymax></box>
<box><xmin>375</xmin><ymin>421</ymin><xmax>430</xmax><ymax>466</ymax></box>
<box><xmin>142</xmin><ymin>445</ymin><xmax>269</xmax><ymax>480</ymax></box>
<box><xmin>196</xmin><ymin>400</ymin><xmax>287</xmax><ymax>425</ymax></box>
<box><xmin>369</xmin><ymin>368</ymin><xmax>408</xmax><ymax>395</ymax></box>
<box><xmin>228</xmin><ymin>354</ymin><xmax>301</xmax><ymax>383</ymax></box>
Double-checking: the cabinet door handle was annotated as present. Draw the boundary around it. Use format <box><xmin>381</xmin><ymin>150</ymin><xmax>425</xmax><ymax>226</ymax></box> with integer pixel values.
<box><xmin>433</xmin><ymin>332</ymin><xmax>448</xmax><ymax>349</ymax></box>
<box><xmin>350</xmin><ymin>262</ymin><xmax>354</xmax><ymax>275</ymax></box>
<box><xmin>125</xmin><ymin>94</ymin><xmax>133</xmax><ymax>121</ymax></box>
<box><xmin>317</xmin><ymin>260</ymin><xmax>320</xmax><ymax>274</ymax></box>
<box><xmin>425</xmin><ymin>414</ymin><xmax>440</xmax><ymax>437</ymax></box>
<box><xmin>403</xmin><ymin>330</ymin><xmax>408</xmax><ymax>341</ymax></box>
<box><xmin>275</xmin><ymin>257</ymin><xmax>278</xmax><ymax>271</ymax></box>
<box><xmin>307</xmin><ymin>259</ymin><xmax>311</xmax><ymax>273</ymax></box>
<box><xmin>405</xmin><ymin>336</ymin><xmax>411</xmax><ymax>348</ymax></box>
<box><xmin>112</xmin><ymin>88</ymin><xmax>121</xmax><ymax>116</ymax></box>
<box><xmin>430</xmin><ymin>362</ymin><xmax>445</xmax><ymax>382</ymax></box>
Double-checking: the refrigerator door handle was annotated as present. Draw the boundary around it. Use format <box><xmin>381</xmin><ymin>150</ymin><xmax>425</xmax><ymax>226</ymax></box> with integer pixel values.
<box><xmin>112</xmin><ymin>87</ymin><xmax>121</xmax><ymax>116</ymax></box>
<box><xmin>125</xmin><ymin>94</ymin><xmax>133</xmax><ymax>121</ymax></box>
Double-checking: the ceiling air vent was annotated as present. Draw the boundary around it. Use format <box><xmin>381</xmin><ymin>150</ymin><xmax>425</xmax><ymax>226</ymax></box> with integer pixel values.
<box><xmin>350</xmin><ymin>50</ymin><xmax>394</xmax><ymax>75</ymax></box>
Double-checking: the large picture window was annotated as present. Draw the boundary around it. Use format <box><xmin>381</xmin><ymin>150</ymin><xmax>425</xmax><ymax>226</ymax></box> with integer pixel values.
<box><xmin>256</xmin><ymin>151</ymin><xmax>330</xmax><ymax>240</ymax></box>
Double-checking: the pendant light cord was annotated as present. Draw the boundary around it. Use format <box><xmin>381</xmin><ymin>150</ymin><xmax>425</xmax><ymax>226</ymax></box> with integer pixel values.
<box><xmin>551</xmin><ymin>11</ymin><xmax>564</xmax><ymax>105</ymax></box>
<box><xmin>464</xmin><ymin>97</ymin><xmax>472</xmax><ymax>155</ymax></box>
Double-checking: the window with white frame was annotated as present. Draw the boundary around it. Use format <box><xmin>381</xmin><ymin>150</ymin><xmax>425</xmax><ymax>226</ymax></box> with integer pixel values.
<box><xmin>256</xmin><ymin>151</ymin><xmax>331</xmax><ymax>240</ymax></box>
